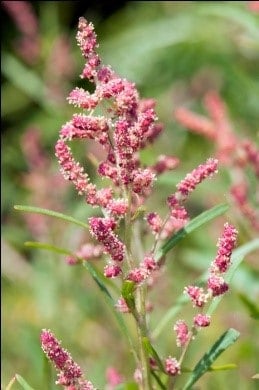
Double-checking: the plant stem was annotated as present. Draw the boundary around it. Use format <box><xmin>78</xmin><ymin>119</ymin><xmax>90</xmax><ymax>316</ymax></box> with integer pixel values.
<box><xmin>136</xmin><ymin>284</ymin><xmax>152</xmax><ymax>390</ymax></box>
<box><xmin>124</xmin><ymin>188</ymin><xmax>152</xmax><ymax>389</ymax></box>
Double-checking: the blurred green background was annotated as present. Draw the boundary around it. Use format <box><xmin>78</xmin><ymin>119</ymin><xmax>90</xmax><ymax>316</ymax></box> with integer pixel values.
<box><xmin>2</xmin><ymin>1</ymin><xmax>259</xmax><ymax>389</ymax></box>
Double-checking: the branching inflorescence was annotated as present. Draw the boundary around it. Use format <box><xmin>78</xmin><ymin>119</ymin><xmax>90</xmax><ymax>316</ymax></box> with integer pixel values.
<box><xmin>40</xmin><ymin>17</ymin><xmax>240</xmax><ymax>389</ymax></box>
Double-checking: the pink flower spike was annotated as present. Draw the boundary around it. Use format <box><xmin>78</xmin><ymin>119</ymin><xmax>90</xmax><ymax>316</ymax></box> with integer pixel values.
<box><xmin>184</xmin><ymin>285</ymin><xmax>209</xmax><ymax>308</ymax></box>
<box><xmin>55</xmin><ymin>139</ymin><xmax>93</xmax><ymax>196</ymax></box>
<box><xmin>176</xmin><ymin>158</ymin><xmax>218</xmax><ymax>198</ymax></box>
<box><xmin>174</xmin><ymin>320</ymin><xmax>190</xmax><ymax>347</ymax></box>
<box><xmin>212</xmin><ymin>222</ymin><xmax>238</xmax><ymax>273</ymax></box>
<box><xmin>193</xmin><ymin>314</ymin><xmax>211</xmax><ymax>328</ymax></box>
<box><xmin>142</xmin><ymin>254</ymin><xmax>158</xmax><ymax>271</ymax></box>
<box><xmin>146</xmin><ymin>212</ymin><xmax>163</xmax><ymax>234</ymax></box>
<box><xmin>165</xmin><ymin>357</ymin><xmax>181</xmax><ymax>376</ymax></box>
<box><xmin>106</xmin><ymin>199</ymin><xmax>128</xmax><ymax>216</ymax></box>
<box><xmin>127</xmin><ymin>267</ymin><xmax>149</xmax><ymax>284</ymax></box>
<box><xmin>207</xmin><ymin>274</ymin><xmax>229</xmax><ymax>297</ymax></box>
<box><xmin>76</xmin><ymin>18</ymin><xmax>98</xmax><ymax>59</ymax></box>
<box><xmin>132</xmin><ymin>168</ymin><xmax>156</xmax><ymax>194</ymax></box>
<box><xmin>67</xmin><ymin>88</ymin><xmax>98</xmax><ymax>109</ymax></box>
<box><xmin>40</xmin><ymin>329</ymin><xmax>95</xmax><ymax>389</ymax></box>
<box><xmin>89</xmin><ymin>217</ymin><xmax>125</xmax><ymax>262</ymax></box>
<box><xmin>104</xmin><ymin>264</ymin><xmax>122</xmax><ymax>278</ymax></box>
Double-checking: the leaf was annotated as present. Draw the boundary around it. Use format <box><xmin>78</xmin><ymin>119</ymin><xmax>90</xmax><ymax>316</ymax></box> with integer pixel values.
<box><xmin>208</xmin><ymin>364</ymin><xmax>237</xmax><ymax>371</ymax></box>
<box><xmin>183</xmin><ymin>328</ymin><xmax>240</xmax><ymax>390</ymax></box>
<box><xmin>142</xmin><ymin>337</ymin><xmax>165</xmax><ymax>373</ymax></box>
<box><xmin>15</xmin><ymin>375</ymin><xmax>36</xmax><ymax>390</ymax></box>
<box><xmin>156</xmin><ymin>203</ymin><xmax>229</xmax><ymax>259</ymax></box>
<box><xmin>122</xmin><ymin>280</ymin><xmax>136</xmax><ymax>312</ymax></box>
<box><xmin>151</xmin><ymin>371</ymin><xmax>167</xmax><ymax>390</ymax></box>
<box><xmin>238</xmin><ymin>293</ymin><xmax>259</xmax><ymax>320</ymax></box>
<box><xmin>83</xmin><ymin>261</ymin><xmax>113</xmax><ymax>300</ymax></box>
<box><xmin>207</xmin><ymin>238</ymin><xmax>259</xmax><ymax>316</ymax></box>
<box><xmin>5</xmin><ymin>376</ymin><xmax>16</xmax><ymax>390</ymax></box>
<box><xmin>14</xmin><ymin>205</ymin><xmax>89</xmax><ymax>230</ymax></box>
<box><xmin>252</xmin><ymin>373</ymin><xmax>259</xmax><ymax>379</ymax></box>
<box><xmin>114</xmin><ymin>383</ymin><xmax>139</xmax><ymax>390</ymax></box>
<box><xmin>82</xmin><ymin>262</ymin><xmax>137</xmax><ymax>361</ymax></box>
<box><xmin>1</xmin><ymin>53</ymin><xmax>52</xmax><ymax>113</ymax></box>
<box><xmin>24</xmin><ymin>241</ymin><xmax>72</xmax><ymax>256</ymax></box>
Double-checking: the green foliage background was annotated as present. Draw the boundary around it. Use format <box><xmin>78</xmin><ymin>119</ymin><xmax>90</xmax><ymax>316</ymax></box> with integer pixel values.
<box><xmin>2</xmin><ymin>2</ymin><xmax>259</xmax><ymax>389</ymax></box>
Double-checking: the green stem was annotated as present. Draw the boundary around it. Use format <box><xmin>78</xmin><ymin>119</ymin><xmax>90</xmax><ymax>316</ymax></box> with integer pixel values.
<box><xmin>167</xmin><ymin>327</ymin><xmax>197</xmax><ymax>389</ymax></box>
<box><xmin>136</xmin><ymin>285</ymin><xmax>152</xmax><ymax>390</ymax></box>
<box><xmin>124</xmin><ymin>188</ymin><xmax>151</xmax><ymax>388</ymax></box>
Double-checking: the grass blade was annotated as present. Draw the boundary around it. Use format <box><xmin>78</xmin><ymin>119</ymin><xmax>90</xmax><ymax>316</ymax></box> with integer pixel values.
<box><xmin>142</xmin><ymin>337</ymin><xmax>165</xmax><ymax>373</ymax></box>
<box><xmin>24</xmin><ymin>241</ymin><xmax>72</xmax><ymax>256</ymax></box>
<box><xmin>82</xmin><ymin>262</ymin><xmax>138</xmax><ymax>362</ymax></box>
<box><xmin>157</xmin><ymin>203</ymin><xmax>229</xmax><ymax>259</ymax></box>
<box><xmin>14</xmin><ymin>205</ymin><xmax>89</xmax><ymax>230</ymax></box>
<box><xmin>183</xmin><ymin>328</ymin><xmax>240</xmax><ymax>389</ymax></box>
<box><xmin>15</xmin><ymin>375</ymin><xmax>36</xmax><ymax>390</ymax></box>
<box><xmin>238</xmin><ymin>293</ymin><xmax>259</xmax><ymax>320</ymax></box>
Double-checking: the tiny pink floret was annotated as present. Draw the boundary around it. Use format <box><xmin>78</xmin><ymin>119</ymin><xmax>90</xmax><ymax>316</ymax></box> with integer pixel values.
<box><xmin>165</xmin><ymin>357</ymin><xmax>181</xmax><ymax>376</ymax></box>
<box><xmin>193</xmin><ymin>314</ymin><xmax>211</xmax><ymax>327</ymax></box>
<box><xmin>174</xmin><ymin>320</ymin><xmax>190</xmax><ymax>347</ymax></box>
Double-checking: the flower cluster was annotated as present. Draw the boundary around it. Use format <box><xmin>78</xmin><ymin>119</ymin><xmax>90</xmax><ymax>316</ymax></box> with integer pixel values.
<box><xmin>147</xmin><ymin>158</ymin><xmax>218</xmax><ymax>239</ymax></box>
<box><xmin>40</xmin><ymin>329</ymin><xmax>95</xmax><ymax>389</ymax></box>
<box><xmin>55</xmin><ymin>17</ymin><xmax>180</xmax><ymax>278</ymax></box>
<box><xmin>185</xmin><ymin>222</ymin><xmax>237</xmax><ymax>303</ymax></box>
<box><xmin>181</xmin><ymin>223</ymin><xmax>237</xmax><ymax>333</ymax></box>
<box><xmin>174</xmin><ymin>90</ymin><xmax>259</xmax><ymax>231</ymax></box>
<box><xmin>50</xmin><ymin>17</ymin><xmax>241</xmax><ymax>389</ymax></box>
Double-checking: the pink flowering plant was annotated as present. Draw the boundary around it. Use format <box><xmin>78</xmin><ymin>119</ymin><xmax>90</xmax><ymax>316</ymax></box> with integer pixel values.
<box><xmin>13</xmin><ymin>17</ymin><xmax>259</xmax><ymax>390</ymax></box>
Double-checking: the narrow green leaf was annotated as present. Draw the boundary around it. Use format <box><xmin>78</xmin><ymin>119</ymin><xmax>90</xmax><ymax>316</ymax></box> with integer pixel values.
<box><xmin>2</xmin><ymin>53</ymin><xmax>53</xmax><ymax>113</ymax></box>
<box><xmin>208</xmin><ymin>364</ymin><xmax>237</xmax><ymax>371</ymax></box>
<box><xmin>142</xmin><ymin>337</ymin><xmax>165</xmax><ymax>373</ymax></box>
<box><xmin>14</xmin><ymin>205</ymin><xmax>89</xmax><ymax>230</ymax></box>
<box><xmin>238</xmin><ymin>293</ymin><xmax>259</xmax><ymax>320</ymax></box>
<box><xmin>157</xmin><ymin>203</ymin><xmax>229</xmax><ymax>259</ymax></box>
<box><xmin>114</xmin><ymin>383</ymin><xmax>139</xmax><ymax>390</ymax></box>
<box><xmin>83</xmin><ymin>261</ymin><xmax>113</xmax><ymax>299</ymax></box>
<box><xmin>15</xmin><ymin>375</ymin><xmax>36</xmax><ymax>390</ymax></box>
<box><xmin>180</xmin><ymin>364</ymin><xmax>236</xmax><ymax>373</ymax></box>
<box><xmin>207</xmin><ymin>239</ymin><xmax>259</xmax><ymax>316</ymax></box>
<box><xmin>24</xmin><ymin>241</ymin><xmax>120</xmax><ymax>295</ymax></box>
<box><xmin>151</xmin><ymin>371</ymin><xmax>167</xmax><ymax>390</ymax></box>
<box><xmin>5</xmin><ymin>376</ymin><xmax>16</xmax><ymax>390</ymax></box>
<box><xmin>24</xmin><ymin>241</ymin><xmax>72</xmax><ymax>256</ymax></box>
<box><xmin>183</xmin><ymin>328</ymin><xmax>240</xmax><ymax>390</ymax></box>
<box><xmin>82</xmin><ymin>262</ymin><xmax>137</xmax><ymax>362</ymax></box>
<box><xmin>122</xmin><ymin>280</ymin><xmax>136</xmax><ymax>312</ymax></box>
